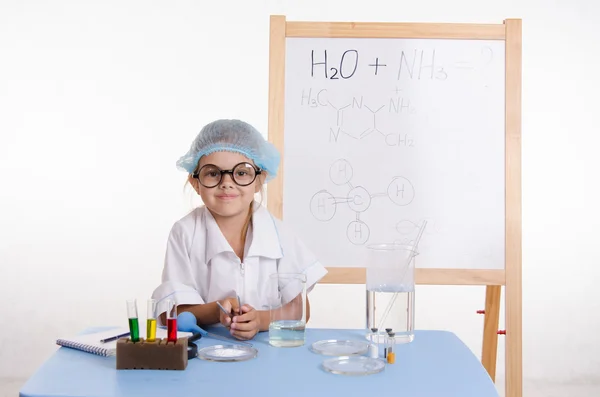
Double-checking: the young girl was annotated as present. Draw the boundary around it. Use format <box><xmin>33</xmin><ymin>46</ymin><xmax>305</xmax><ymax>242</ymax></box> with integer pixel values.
<box><xmin>151</xmin><ymin>119</ymin><xmax>328</xmax><ymax>340</ymax></box>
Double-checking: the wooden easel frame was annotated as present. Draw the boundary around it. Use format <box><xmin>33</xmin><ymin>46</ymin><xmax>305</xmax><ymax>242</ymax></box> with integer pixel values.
<box><xmin>267</xmin><ymin>15</ymin><xmax>521</xmax><ymax>397</ymax></box>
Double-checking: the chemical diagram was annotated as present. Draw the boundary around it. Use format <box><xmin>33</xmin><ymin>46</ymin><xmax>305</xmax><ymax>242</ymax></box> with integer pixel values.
<box><xmin>310</xmin><ymin>159</ymin><xmax>416</xmax><ymax>245</ymax></box>
<box><xmin>393</xmin><ymin>219</ymin><xmax>435</xmax><ymax>246</ymax></box>
<box><xmin>300</xmin><ymin>88</ymin><xmax>416</xmax><ymax>147</ymax></box>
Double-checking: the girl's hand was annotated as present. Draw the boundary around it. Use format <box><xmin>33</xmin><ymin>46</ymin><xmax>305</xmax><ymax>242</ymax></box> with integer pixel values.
<box><xmin>217</xmin><ymin>297</ymin><xmax>241</xmax><ymax>328</ymax></box>
<box><xmin>230</xmin><ymin>305</ymin><xmax>260</xmax><ymax>340</ymax></box>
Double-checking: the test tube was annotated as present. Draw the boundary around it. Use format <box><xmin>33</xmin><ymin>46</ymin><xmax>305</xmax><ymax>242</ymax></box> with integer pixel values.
<box><xmin>166</xmin><ymin>299</ymin><xmax>177</xmax><ymax>343</ymax></box>
<box><xmin>386</xmin><ymin>332</ymin><xmax>396</xmax><ymax>364</ymax></box>
<box><xmin>383</xmin><ymin>328</ymin><xmax>393</xmax><ymax>357</ymax></box>
<box><xmin>126</xmin><ymin>299</ymin><xmax>140</xmax><ymax>342</ymax></box>
<box><xmin>146</xmin><ymin>299</ymin><xmax>157</xmax><ymax>342</ymax></box>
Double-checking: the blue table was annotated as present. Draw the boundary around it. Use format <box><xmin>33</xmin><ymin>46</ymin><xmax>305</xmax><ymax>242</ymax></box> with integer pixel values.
<box><xmin>20</xmin><ymin>329</ymin><xmax>499</xmax><ymax>397</ymax></box>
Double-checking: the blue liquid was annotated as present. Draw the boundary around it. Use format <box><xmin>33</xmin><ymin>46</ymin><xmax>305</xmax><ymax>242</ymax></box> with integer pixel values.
<box><xmin>269</xmin><ymin>320</ymin><xmax>305</xmax><ymax>347</ymax></box>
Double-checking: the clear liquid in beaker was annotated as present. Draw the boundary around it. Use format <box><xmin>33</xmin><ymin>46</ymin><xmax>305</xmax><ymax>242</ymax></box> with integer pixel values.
<box><xmin>269</xmin><ymin>320</ymin><xmax>306</xmax><ymax>347</ymax></box>
<box><xmin>366</xmin><ymin>289</ymin><xmax>415</xmax><ymax>344</ymax></box>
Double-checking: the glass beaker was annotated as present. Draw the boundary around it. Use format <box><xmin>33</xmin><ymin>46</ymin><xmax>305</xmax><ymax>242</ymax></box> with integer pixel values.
<box><xmin>268</xmin><ymin>273</ymin><xmax>307</xmax><ymax>347</ymax></box>
<box><xmin>365</xmin><ymin>243</ymin><xmax>417</xmax><ymax>344</ymax></box>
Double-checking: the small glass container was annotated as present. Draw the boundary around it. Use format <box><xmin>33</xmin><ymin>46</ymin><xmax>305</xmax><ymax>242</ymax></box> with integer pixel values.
<box><xmin>386</xmin><ymin>332</ymin><xmax>396</xmax><ymax>364</ymax></box>
<box><xmin>268</xmin><ymin>273</ymin><xmax>307</xmax><ymax>348</ymax></box>
<box><xmin>368</xmin><ymin>343</ymin><xmax>378</xmax><ymax>358</ymax></box>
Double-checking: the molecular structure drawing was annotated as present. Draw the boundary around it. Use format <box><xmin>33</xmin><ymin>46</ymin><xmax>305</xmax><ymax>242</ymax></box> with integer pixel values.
<box><xmin>300</xmin><ymin>88</ymin><xmax>416</xmax><ymax>147</ymax></box>
<box><xmin>393</xmin><ymin>219</ymin><xmax>435</xmax><ymax>246</ymax></box>
<box><xmin>327</xmin><ymin>97</ymin><xmax>414</xmax><ymax>148</ymax></box>
<box><xmin>310</xmin><ymin>159</ymin><xmax>416</xmax><ymax>245</ymax></box>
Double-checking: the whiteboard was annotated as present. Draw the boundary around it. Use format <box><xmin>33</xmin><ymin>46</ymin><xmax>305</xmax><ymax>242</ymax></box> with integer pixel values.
<box><xmin>282</xmin><ymin>38</ymin><xmax>506</xmax><ymax>270</ymax></box>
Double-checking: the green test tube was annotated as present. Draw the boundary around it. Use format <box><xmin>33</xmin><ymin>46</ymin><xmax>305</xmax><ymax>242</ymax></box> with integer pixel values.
<box><xmin>126</xmin><ymin>299</ymin><xmax>140</xmax><ymax>342</ymax></box>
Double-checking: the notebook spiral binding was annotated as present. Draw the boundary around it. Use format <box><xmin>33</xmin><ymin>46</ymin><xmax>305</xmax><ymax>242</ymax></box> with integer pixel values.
<box><xmin>56</xmin><ymin>339</ymin><xmax>116</xmax><ymax>357</ymax></box>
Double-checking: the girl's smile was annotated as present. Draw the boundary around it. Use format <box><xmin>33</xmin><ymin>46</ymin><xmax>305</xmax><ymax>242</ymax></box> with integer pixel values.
<box><xmin>215</xmin><ymin>193</ymin><xmax>239</xmax><ymax>200</ymax></box>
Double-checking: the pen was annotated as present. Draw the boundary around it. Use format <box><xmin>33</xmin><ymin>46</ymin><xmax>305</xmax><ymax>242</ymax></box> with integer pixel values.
<box><xmin>100</xmin><ymin>332</ymin><xmax>130</xmax><ymax>343</ymax></box>
<box><xmin>237</xmin><ymin>295</ymin><xmax>242</xmax><ymax>316</ymax></box>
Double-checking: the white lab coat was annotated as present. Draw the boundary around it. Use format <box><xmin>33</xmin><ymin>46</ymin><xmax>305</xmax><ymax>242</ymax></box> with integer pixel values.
<box><xmin>151</xmin><ymin>202</ymin><xmax>328</xmax><ymax>319</ymax></box>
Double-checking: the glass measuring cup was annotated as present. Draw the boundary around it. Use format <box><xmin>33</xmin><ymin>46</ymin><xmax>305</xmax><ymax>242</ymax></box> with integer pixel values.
<box><xmin>268</xmin><ymin>273</ymin><xmax>307</xmax><ymax>347</ymax></box>
<box><xmin>366</xmin><ymin>243</ymin><xmax>418</xmax><ymax>344</ymax></box>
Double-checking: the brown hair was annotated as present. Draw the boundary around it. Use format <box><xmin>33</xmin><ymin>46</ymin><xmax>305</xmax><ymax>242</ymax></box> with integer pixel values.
<box><xmin>240</xmin><ymin>177</ymin><xmax>266</xmax><ymax>251</ymax></box>
<box><xmin>240</xmin><ymin>202</ymin><xmax>253</xmax><ymax>248</ymax></box>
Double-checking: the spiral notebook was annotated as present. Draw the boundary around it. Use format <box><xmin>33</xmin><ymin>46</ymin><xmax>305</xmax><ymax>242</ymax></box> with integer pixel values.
<box><xmin>56</xmin><ymin>326</ymin><xmax>191</xmax><ymax>357</ymax></box>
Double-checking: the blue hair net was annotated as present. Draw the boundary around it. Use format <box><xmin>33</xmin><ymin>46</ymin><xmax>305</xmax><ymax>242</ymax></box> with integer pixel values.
<box><xmin>176</xmin><ymin>119</ymin><xmax>280</xmax><ymax>182</ymax></box>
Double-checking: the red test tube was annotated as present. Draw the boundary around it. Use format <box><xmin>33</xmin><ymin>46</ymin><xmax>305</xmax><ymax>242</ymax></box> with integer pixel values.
<box><xmin>166</xmin><ymin>299</ymin><xmax>177</xmax><ymax>343</ymax></box>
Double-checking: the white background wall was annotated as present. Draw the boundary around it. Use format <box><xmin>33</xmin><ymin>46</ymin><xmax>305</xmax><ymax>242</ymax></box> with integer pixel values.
<box><xmin>1</xmin><ymin>1</ymin><xmax>599</xmax><ymax>396</ymax></box>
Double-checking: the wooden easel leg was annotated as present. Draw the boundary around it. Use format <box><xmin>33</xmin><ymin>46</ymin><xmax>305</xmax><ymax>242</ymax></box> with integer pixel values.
<box><xmin>481</xmin><ymin>285</ymin><xmax>501</xmax><ymax>382</ymax></box>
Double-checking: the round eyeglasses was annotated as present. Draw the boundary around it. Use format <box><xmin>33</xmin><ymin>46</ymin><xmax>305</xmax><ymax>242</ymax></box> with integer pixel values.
<box><xmin>192</xmin><ymin>162</ymin><xmax>262</xmax><ymax>188</ymax></box>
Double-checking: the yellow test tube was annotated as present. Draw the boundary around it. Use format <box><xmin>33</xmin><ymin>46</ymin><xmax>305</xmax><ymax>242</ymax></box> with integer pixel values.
<box><xmin>146</xmin><ymin>299</ymin><xmax>157</xmax><ymax>342</ymax></box>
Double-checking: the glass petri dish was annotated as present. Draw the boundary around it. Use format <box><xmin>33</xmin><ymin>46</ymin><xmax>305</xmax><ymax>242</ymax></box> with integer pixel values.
<box><xmin>310</xmin><ymin>339</ymin><xmax>370</xmax><ymax>356</ymax></box>
<box><xmin>322</xmin><ymin>356</ymin><xmax>385</xmax><ymax>376</ymax></box>
<box><xmin>197</xmin><ymin>344</ymin><xmax>258</xmax><ymax>362</ymax></box>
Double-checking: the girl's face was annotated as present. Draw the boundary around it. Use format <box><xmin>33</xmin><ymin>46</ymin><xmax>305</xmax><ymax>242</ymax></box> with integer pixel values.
<box><xmin>190</xmin><ymin>151</ymin><xmax>264</xmax><ymax>221</ymax></box>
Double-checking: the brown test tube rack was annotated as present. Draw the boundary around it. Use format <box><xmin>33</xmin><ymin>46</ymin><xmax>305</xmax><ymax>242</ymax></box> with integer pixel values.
<box><xmin>116</xmin><ymin>337</ymin><xmax>188</xmax><ymax>370</ymax></box>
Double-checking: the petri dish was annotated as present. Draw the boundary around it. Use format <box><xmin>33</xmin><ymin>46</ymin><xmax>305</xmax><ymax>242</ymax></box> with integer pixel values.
<box><xmin>310</xmin><ymin>339</ymin><xmax>370</xmax><ymax>356</ymax></box>
<box><xmin>322</xmin><ymin>356</ymin><xmax>385</xmax><ymax>376</ymax></box>
<box><xmin>197</xmin><ymin>344</ymin><xmax>258</xmax><ymax>362</ymax></box>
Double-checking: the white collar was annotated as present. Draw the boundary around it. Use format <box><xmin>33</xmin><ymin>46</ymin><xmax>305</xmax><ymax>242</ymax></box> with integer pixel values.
<box><xmin>204</xmin><ymin>202</ymin><xmax>283</xmax><ymax>263</ymax></box>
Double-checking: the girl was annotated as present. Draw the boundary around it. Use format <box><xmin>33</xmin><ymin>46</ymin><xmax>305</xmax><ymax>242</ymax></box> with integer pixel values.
<box><xmin>152</xmin><ymin>119</ymin><xmax>328</xmax><ymax>340</ymax></box>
